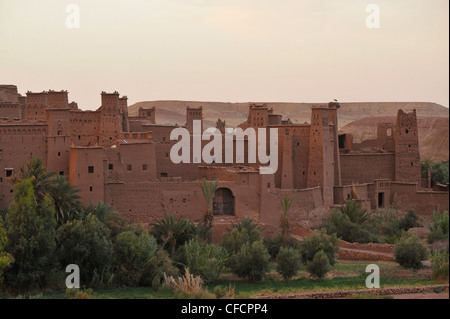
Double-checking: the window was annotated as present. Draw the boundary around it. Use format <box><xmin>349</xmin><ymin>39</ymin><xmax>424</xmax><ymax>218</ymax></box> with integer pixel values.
<box><xmin>5</xmin><ymin>169</ymin><xmax>13</xmax><ymax>177</ymax></box>
<box><xmin>127</xmin><ymin>164</ymin><xmax>132</xmax><ymax>171</ymax></box>
<box><xmin>88</xmin><ymin>166</ymin><xmax>94</xmax><ymax>174</ymax></box>
<box><xmin>58</xmin><ymin>152</ymin><xmax>61</xmax><ymax>157</ymax></box>
<box><xmin>57</xmin><ymin>130</ymin><xmax>62</xmax><ymax>136</ymax></box>
<box><xmin>143</xmin><ymin>164</ymin><xmax>148</xmax><ymax>171</ymax></box>
<box><xmin>90</xmin><ymin>186</ymin><xmax>93</xmax><ymax>192</ymax></box>
<box><xmin>59</xmin><ymin>171</ymin><xmax>64</xmax><ymax>176</ymax></box>
<box><xmin>108</xmin><ymin>164</ymin><xmax>114</xmax><ymax>170</ymax></box>
<box><xmin>161</xmin><ymin>172</ymin><xmax>168</xmax><ymax>177</ymax></box>
<box><xmin>0</xmin><ymin>149</ymin><xmax>2</xmax><ymax>160</ymax></box>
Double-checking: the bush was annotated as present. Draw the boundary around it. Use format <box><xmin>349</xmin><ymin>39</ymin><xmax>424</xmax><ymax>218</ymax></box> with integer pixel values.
<box><xmin>57</xmin><ymin>214</ymin><xmax>114</xmax><ymax>287</ymax></box>
<box><xmin>431</xmin><ymin>248</ymin><xmax>449</xmax><ymax>281</ymax></box>
<box><xmin>227</xmin><ymin>218</ymin><xmax>262</xmax><ymax>243</ymax></box>
<box><xmin>221</xmin><ymin>227</ymin><xmax>260</xmax><ymax>256</ymax></box>
<box><xmin>232</xmin><ymin>240</ymin><xmax>270</xmax><ymax>282</ymax></box>
<box><xmin>299</xmin><ymin>230</ymin><xmax>339</xmax><ymax>266</ymax></box>
<box><xmin>113</xmin><ymin>225</ymin><xmax>158</xmax><ymax>286</ymax></box>
<box><xmin>326</xmin><ymin>210</ymin><xmax>379</xmax><ymax>243</ymax></box>
<box><xmin>150</xmin><ymin>212</ymin><xmax>194</xmax><ymax>255</ymax></box>
<box><xmin>399</xmin><ymin>209</ymin><xmax>421</xmax><ymax>231</ymax></box>
<box><xmin>0</xmin><ymin>220</ymin><xmax>14</xmax><ymax>284</ymax></box>
<box><xmin>184</xmin><ymin>239</ymin><xmax>228</xmax><ymax>284</ymax></box>
<box><xmin>4</xmin><ymin>180</ymin><xmax>58</xmax><ymax>290</ymax></box>
<box><xmin>427</xmin><ymin>211</ymin><xmax>449</xmax><ymax>244</ymax></box>
<box><xmin>306</xmin><ymin>250</ymin><xmax>330</xmax><ymax>280</ymax></box>
<box><xmin>143</xmin><ymin>248</ymin><xmax>179</xmax><ymax>288</ymax></box>
<box><xmin>276</xmin><ymin>247</ymin><xmax>301</xmax><ymax>281</ymax></box>
<box><xmin>264</xmin><ymin>235</ymin><xmax>298</xmax><ymax>260</ymax></box>
<box><xmin>394</xmin><ymin>233</ymin><xmax>429</xmax><ymax>270</ymax></box>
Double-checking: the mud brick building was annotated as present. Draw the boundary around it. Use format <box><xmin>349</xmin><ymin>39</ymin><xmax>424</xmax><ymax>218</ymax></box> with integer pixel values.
<box><xmin>0</xmin><ymin>85</ymin><xmax>448</xmax><ymax>227</ymax></box>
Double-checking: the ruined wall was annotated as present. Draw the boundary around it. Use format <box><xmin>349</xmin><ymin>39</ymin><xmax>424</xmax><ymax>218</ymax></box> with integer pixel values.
<box><xmin>391</xmin><ymin>182</ymin><xmax>449</xmax><ymax>215</ymax></box>
<box><xmin>340</xmin><ymin>153</ymin><xmax>395</xmax><ymax>185</ymax></box>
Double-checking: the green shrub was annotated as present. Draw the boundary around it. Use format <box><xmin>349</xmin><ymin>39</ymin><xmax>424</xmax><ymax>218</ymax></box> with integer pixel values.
<box><xmin>4</xmin><ymin>180</ymin><xmax>58</xmax><ymax>290</ymax></box>
<box><xmin>57</xmin><ymin>213</ymin><xmax>114</xmax><ymax>287</ymax></box>
<box><xmin>113</xmin><ymin>225</ymin><xmax>158</xmax><ymax>286</ymax></box>
<box><xmin>299</xmin><ymin>230</ymin><xmax>339</xmax><ymax>266</ymax></box>
<box><xmin>306</xmin><ymin>250</ymin><xmax>330</xmax><ymax>280</ymax></box>
<box><xmin>0</xmin><ymin>219</ymin><xmax>14</xmax><ymax>284</ymax></box>
<box><xmin>431</xmin><ymin>248</ymin><xmax>449</xmax><ymax>281</ymax></box>
<box><xmin>264</xmin><ymin>235</ymin><xmax>298</xmax><ymax>260</ymax></box>
<box><xmin>326</xmin><ymin>210</ymin><xmax>379</xmax><ymax>243</ymax></box>
<box><xmin>150</xmin><ymin>212</ymin><xmax>194</xmax><ymax>255</ymax></box>
<box><xmin>394</xmin><ymin>233</ymin><xmax>429</xmax><ymax>269</ymax></box>
<box><xmin>143</xmin><ymin>248</ymin><xmax>179</xmax><ymax>287</ymax></box>
<box><xmin>427</xmin><ymin>211</ymin><xmax>449</xmax><ymax>244</ymax></box>
<box><xmin>227</xmin><ymin>218</ymin><xmax>262</xmax><ymax>243</ymax></box>
<box><xmin>399</xmin><ymin>209</ymin><xmax>421</xmax><ymax>231</ymax></box>
<box><xmin>232</xmin><ymin>240</ymin><xmax>270</xmax><ymax>282</ymax></box>
<box><xmin>276</xmin><ymin>247</ymin><xmax>301</xmax><ymax>281</ymax></box>
<box><xmin>184</xmin><ymin>239</ymin><xmax>228</xmax><ymax>284</ymax></box>
<box><xmin>338</xmin><ymin>200</ymin><xmax>370</xmax><ymax>225</ymax></box>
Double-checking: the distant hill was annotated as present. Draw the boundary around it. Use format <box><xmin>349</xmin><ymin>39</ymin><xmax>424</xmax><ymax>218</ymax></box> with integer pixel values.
<box><xmin>128</xmin><ymin>101</ymin><xmax>449</xmax><ymax>129</ymax></box>
<box><xmin>128</xmin><ymin>100</ymin><xmax>449</xmax><ymax>161</ymax></box>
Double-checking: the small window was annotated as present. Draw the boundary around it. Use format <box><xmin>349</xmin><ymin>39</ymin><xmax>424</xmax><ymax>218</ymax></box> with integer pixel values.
<box><xmin>59</xmin><ymin>171</ymin><xmax>64</xmax><ymax>176</ymax></box>
<box><xmin>89</xmin><ymin>186</ymin><xmax>93</xmax><ymax>192</ymax></box>
<box><xmin>58</xmin><ymin>152</ymin><xmax>61</xmax><ymax>157</ymax></box>
<box><xmin>127</xmin><ymin>164</ymin><xmax>132</xmax><ymax>171</ymax></box>
<box><xmin>162</xmin><ymin>137</ymin><xmax>166</xmax><ymax>142</ymax></box>
<box><xmin>143</xmin><ymin>164</ymin><xmax>148</xmax><ymax>171</ymax></box>
<box><xmin>88</xmin><ymin>166</ymin><xmax>94</xmax><ymax>174</ymax></box>
<box><xmin>5</xmin><ymin>169</ymin><xmax>13</xmax><ymax>177</ymax></box>
<box><xmin>57</xmin><ymin>130</ymin><xmax>62</xmax><ymax>136</ymax></box>
<box><xmin>165</xmin><ymin>153</ymin><xmax>169</xmax><ymax>158</ymax></box>
<box><xmin>161</xmin><ymin>172</ymin><xmax>168</xmax><ymax>177</ymax></box>
<box><xmin>108</xmin><ymin>164</ymin><xmax>114</xmax><ymax>170</ymax></box>
<box><xmin>78</xmin><ymin>135</ymin><xmax>81</xmax><ymax>140</ymax></box>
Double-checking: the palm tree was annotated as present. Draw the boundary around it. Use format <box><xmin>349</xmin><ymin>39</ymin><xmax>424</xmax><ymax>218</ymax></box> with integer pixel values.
<box><xmin>339</xmin><ymin>200</ymin><xmax>369</xmax><ymax>225</ymax></box>
<box><xmin>280</xmin><ymin>194</ymin><xmax>295</xmax><ymax>247</ymax></box>
<box><xmin>150</xmin><ymin>212</ymin><xmax>194</xmax><ymax>254</ymax></box>
<box><xmin>51</xmin><ymin>175</ymin><xmax>82</xmax><ymax>223</ymax></box>
<box><xmin>199</xmin><ymin>178</ymin><xmax>219</xmax><ymax>243</ymax></box>
<box><xmin>10</xmin><ymin>157</ymin><xmax>56</xmax><ymax>204</ymax></box>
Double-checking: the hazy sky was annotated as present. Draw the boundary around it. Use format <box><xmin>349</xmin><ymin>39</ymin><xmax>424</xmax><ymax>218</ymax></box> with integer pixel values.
<box><xmin>0</xmin><ymin>0</ymin><xmax>448</xmax><ymax>110</ymax></box>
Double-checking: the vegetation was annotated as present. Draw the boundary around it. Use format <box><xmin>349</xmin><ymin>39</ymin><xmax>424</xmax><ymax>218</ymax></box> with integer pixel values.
<box><xmin>421</xmin><ymin>159</ymin><xmax>449</xmax><ymax>185</ymax></box>
<box><xmin>431</xmin><ymin>248</ymin><xmax>449</xmax><ymax>281</ymax></box>
<box><xmin>306</xmin><ymin>250</ymin><xmax>331</xmax><ymax>280</ymax></box>
<box><xmin>326</xmin><ymin>201</ymin><xmax>379</xmax><ymax>243</ymax></box>
<box><xmin>113</xmin><ymin>225</ymin><xmax>158</xmax><ymax>286</ymax></box>
<box><xmin>276</xmin><ymin>247</ymin><xmax>301</xmax><ymax>281</ymax></box>
<box><xmin>232</xmin><ymin>240</ymin><xmax>271</xmax><ymax>282</ymax></box>
<box><xmin>199</xmin><ymin>178</ymin><xmax>219</xmax><ymax>243</ymax></box>
<box><xmin>0</xmin><ymin>220</ymin><xmax>14</xmax><ymax>284</ymax></box>
<box><xmin>280</xmin><ymin>195</ymin><xmax>295</xmax><ymax>247</ymax></box>
<box><xmin>427</xmin><ymin>211</ymin><xmax>449</xmax><ymax>244</ymax></box>
<box><xmin>184</xmin><ymin>239</ymin><xmax>228</xmax><ymax>284</ymax></box>
<box><xmin>394</xmin><ymin>233</ymin><xmax>429</xmax><ymax>270</ymax></box>
<box><xmin>299</xmin><ymin>230</ymin><xmax>339</xmax><ymax>266</ymax></box>
<box><xmin>150</xmin><ymin>212</ymin><xmax>194</xmax><ymax>255</ymax></box>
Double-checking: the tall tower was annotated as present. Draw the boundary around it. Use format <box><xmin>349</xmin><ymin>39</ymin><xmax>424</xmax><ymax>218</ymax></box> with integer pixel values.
<box><xmin>394</xmin><ymin>109</ymin><xmax>420</xmax><ymax>185</ymax></box>
<box><xmin>186</xmin><ymin>106</ymin><xmax>203</xmax><ymax>133</ymax></box>
<box><xmin>99</xmin><ymin>91</ymin><xmax>121</xmax><ymax>146</ymax></box>
<box><xmin>25</xmin><ymin>91</ymin><xmax>48</xmax><ymax>121</ymax></box>
<box><xmin>307</xmin><ymin>103</ymin><xmax>340</xmax><ymax>206</ymax></box>
<box><xmin>119</xmin><ymin>96</ymin><xmax>129</xmax><ymax>132</ymax></box>
<box><xmin>47</xmin><ymin>90</ymin><xmax>69</xmax><ymax>109</ymax></box>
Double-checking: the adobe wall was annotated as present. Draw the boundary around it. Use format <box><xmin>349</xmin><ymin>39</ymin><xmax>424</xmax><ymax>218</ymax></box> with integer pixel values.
<box><xmin>340</xmin><ymin>153</ymin><xmax>395</xmax><ymax>185</ymax></box>
<box><xmin>69</xmin><ymin>147</ymin><xmax>105</xmax><ymax>207</ymax></box>
<box><xmin>391</xmin><ymin>182</ymin><xmax>449</xmax><ymax>215</ymax></box>
<box><xmin>69</xmin><ymin>111</ymin><xmax>100</xmax><ymax>146</ymax></box>
<box><xmin>259</xmin><ymin>186</ymin><xmax>325</xmax><ymax>229</ymax></box>
<box><xmin>0</xmin><ymin>104</ymin><xmax>22</xmax><ymax>120</ymax></box>
<box><xmin>0</xmin><ymin>123</ymin><xmax>48</xmax><ymax>208</ymax></box>
<box><xmin>104</xmin><ymin>142</ymin><xmax>157</xmax><ymax>183</ymax></box>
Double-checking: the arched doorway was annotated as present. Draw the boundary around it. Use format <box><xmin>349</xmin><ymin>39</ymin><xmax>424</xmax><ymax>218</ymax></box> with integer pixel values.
<box><xmin>213</xmin><ymin>188</ymin><xmax>234</xmax><ymax>215</ymax></box>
